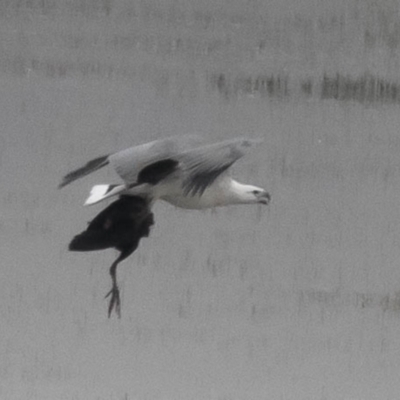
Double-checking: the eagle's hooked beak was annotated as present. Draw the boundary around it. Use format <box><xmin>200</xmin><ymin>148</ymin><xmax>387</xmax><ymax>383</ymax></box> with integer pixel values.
<box><xmin>258</xmin><ymin>191</ymin><xmax>271</xmax><ymax>205</ymax></box>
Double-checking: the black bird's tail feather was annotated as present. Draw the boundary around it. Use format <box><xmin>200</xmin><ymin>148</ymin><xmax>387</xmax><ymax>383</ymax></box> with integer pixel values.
<box><xmin>69</xmin><ymin>231</ymin><xmax>115</xmax><ymax>252</ymax></box>
<box><xmin>59</xmin><ymin>155</ymin><xmax>110</xmax><ymax>188</ymax></box>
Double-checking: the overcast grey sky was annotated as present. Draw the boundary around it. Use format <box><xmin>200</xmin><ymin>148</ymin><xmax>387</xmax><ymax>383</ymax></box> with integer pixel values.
<box><xmin>1</xmin><ymin>1</ymin><xmax>400</xmax><ymax>399</ymax></box>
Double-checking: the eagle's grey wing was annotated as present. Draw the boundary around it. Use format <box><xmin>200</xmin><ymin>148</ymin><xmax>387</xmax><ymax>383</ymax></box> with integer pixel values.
<box><xmin>109</xmin><ymin>135</ymin><xmax>202</xmax><ymax>184</ymax></box>
<box><xmin>180</xmin><ymin>138</ymin><xmax>262</xmax><ymax>196</ymax></box>
<box><xmin>59</xmin><ymin>155</ymin><xmax>110</xmax><ymax>188</ymax></box>
<box><xmin>58</xmin><ymin>136</ymin><xmax>259</xmax><ymax>196</ymax></box>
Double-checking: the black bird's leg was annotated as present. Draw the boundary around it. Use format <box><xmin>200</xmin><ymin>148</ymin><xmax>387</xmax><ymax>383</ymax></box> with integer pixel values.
<box><xmin>105</xmin><ymin>258</ymin><xmax>121</xmax><ymax>318</ymax></box>
<box><xmin>104</xmin><ymin>246</ymin><xmax>135</xmax><ymax>318</ymax></box>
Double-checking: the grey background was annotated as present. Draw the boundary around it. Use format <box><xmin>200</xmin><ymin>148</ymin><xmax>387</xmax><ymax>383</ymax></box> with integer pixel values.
<box><xmin>1</xmin><ymin>0</ymin><xmax>400</xmax><ymax>399</ymax></box>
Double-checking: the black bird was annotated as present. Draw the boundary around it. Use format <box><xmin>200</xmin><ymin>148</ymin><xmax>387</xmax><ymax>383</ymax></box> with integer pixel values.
<box><xmin>69</xmin><ymin>195</ymin><xmax>154</xmax><ymax>318</ymax></box>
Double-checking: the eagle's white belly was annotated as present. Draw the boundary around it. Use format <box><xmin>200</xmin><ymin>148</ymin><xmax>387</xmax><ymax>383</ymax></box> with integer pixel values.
<box><xmin>155</xmin><ymin>177</ymin><xmax>229</xmax><ymax>209</ymax></box>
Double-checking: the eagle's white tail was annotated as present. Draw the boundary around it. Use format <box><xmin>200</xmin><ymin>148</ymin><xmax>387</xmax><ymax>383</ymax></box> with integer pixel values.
<box><xmin>84</xmin><ymin>184</ymin><xmax>126</xmax><ymax>206</ymax></box>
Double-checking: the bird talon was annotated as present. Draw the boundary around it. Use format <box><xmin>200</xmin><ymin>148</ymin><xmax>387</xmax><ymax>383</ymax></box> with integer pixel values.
<box><xmin>106</xmin><ymin>285</ymin><xmax>121</xmax><ymax>318</ymax></box>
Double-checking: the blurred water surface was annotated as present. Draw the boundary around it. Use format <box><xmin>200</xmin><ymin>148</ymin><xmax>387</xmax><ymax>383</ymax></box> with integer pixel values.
<box><xmin>1</xmin><ymin>1</ymin><xmax>400</xmax><ymax>399</ymax></box>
